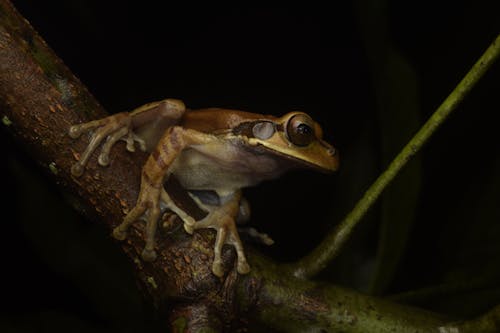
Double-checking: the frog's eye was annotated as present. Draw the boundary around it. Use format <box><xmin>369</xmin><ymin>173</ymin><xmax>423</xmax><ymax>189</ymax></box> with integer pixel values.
<box><xmin>252</xmin><ymin>121</ymin><xmax>275</xmax><ymax>140</ymax></box>
<box><xmin>286</xmin><ymin>114</ymin><xmax>316</xmax><ymax>147</ymax></box>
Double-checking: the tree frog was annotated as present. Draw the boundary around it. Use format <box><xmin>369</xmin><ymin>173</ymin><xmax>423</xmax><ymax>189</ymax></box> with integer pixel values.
<box><xmin>69</xmin><ymin>99</ymin><xmax>338</xmax><ymax>277</ymax></box>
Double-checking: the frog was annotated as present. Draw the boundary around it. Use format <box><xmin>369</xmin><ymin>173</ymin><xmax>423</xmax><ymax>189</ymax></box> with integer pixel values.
<box><xmin>69</xmin><ymin>98</ymin><xmax>338</xmax><ymax>277</ymax></box>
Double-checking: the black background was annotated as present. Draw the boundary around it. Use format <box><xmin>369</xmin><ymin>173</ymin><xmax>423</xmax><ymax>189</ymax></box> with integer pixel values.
<box><xmin>1</xmin><ymin>1</ymin><xmax>500</xmax><ymax>332</ymax></box>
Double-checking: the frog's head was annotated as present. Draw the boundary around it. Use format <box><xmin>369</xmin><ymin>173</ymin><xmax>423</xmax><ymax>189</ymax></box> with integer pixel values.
<box><xmin>235</xmin><ymin>112</ymin><xmax>339</xmax><ymax>172</ymax></box>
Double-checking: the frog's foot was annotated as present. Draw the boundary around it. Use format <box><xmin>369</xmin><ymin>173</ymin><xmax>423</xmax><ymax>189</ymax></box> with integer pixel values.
<box><xmin>194</xmin><ymin>209</ymin><xmax>250</xmax><ymax>277</ymax></box>
<box><xmin>238</xmin><ymin>227</ymin><xmax>274</xmax><ymax>246</ymax></box>
<box><xmin>123</xmin><ymin>132</ymin><xmax>146</xmax><ymax>153</ymax></box>
<box><xmin>160</xmin><ymin>189</ymin><xmax>196</xmax><ymax>233</ymax></box>
<box><xmin>113</xmin><ymin>179</ymin><xmax>162</xmax><ymax>262</ymax></box>
<box><xmin>69</xmin><ymin>112</ymin><xmax>145</xmax><ymax>177</ymax></box>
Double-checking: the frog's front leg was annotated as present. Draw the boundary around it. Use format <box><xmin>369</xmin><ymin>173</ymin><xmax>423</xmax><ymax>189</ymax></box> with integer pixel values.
<box><xmin>112</xmin><ymin>126</ymin><xmax>215</xmax><ymax>261</ymax></box>
<box><xmin>69</xmin><ymin>113</ymin><xmax>141</xmax><ymax>176</ymax></box>
<box><xmin>69</xmin><ymin>99</ymin><xmax>185</xmax><ymax>176</ymax></box>
<box><xmin>191</xmin><ymin>190</ymin><xmax>250</xmax><ymax>277</ymax></box>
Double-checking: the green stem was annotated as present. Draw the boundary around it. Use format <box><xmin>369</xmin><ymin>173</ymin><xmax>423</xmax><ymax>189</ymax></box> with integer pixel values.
<box><xmin>291</xmin><ymin>33</ymin><xmax>500</xmax><ymax>279</ymax></box>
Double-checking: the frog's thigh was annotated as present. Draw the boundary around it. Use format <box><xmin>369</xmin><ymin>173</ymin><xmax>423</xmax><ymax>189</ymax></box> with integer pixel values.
<box><xmin>145</xmin><ymin>126</ymin><xmax>217</xmax><ymax>182</ymax></box>
<box><xmin>113</xmin><ymin>128</ymin><xmax>216</xmax><ymax>260</ymax></box>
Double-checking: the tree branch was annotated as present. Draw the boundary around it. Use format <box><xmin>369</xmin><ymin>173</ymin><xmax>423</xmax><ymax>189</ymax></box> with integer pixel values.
<box><xmin>1</xmin><ymin>1</ymin><xmax>498</xmax><ymax>331</ymax></box>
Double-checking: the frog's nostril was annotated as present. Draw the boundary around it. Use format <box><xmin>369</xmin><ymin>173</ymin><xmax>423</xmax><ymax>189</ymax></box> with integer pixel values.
<box><xmin>328</xmin><ymin>147</ymin><xmax>337</xmax><ymax>156</ymax></box>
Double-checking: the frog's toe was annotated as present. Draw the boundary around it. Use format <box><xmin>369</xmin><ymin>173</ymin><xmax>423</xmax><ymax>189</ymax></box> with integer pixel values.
<box><xmin>125</xmin><ymin>132</ymin><xmax>147</xmax><ymax>152</ymax></box>
<box><xmin>112</xmin><ymin>226</ymin><xmax>127</xmax><ymax>240</ymax></box>
<box><xmin>141</xmin><ymin>248</ymin><xmax>157</xmax><ymax>262</ymax></box>
<box><xmin>98</xmin><ymin>153</ymin><xmax>110</xmax><ymax>166</ymax></box>
<box><xmin>183</xmin><ymin>223</ymin><xmax>194</xmax><ymax>234</ymax></box>
<box><xmin>237</xmin><ymin>259</ymin><xmax>250</xmax><ymax>275</ymax></box>
<box><xmin>212</xmin><ymin>258</ymin><xmax>224</xmax><ymax>277</ymax></box>
<box><xmin>71</xmin><ymin>163</ymin><xmax>84</xmax><ymax>177</ymax></box>
<box><xmin>68</xmin><ymin>125</ymin><xmax>83</xmax><ymax>139</ymax></box>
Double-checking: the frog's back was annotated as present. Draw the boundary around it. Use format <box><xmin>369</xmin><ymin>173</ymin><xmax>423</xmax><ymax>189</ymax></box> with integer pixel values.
<box><xmin>182</xmin><ymin>108</ymin><xmax>277</xmax><ymax>134</ymax></box>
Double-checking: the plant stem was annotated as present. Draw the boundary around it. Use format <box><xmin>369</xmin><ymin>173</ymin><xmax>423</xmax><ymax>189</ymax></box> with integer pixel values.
<box><xmin>291</xmin><ymin>33</ymin><xmax>500</xmax><ymax>279</ymax></box>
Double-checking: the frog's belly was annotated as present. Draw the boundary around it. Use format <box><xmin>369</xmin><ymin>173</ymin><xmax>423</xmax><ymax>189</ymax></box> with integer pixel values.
<box><xmin>170</xmin><ymin>142</ymin><xmax>283</xmax><ymax>193</ymax></box>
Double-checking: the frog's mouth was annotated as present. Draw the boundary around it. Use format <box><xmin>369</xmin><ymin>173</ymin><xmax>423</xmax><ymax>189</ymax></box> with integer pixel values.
<box><xmin>246</xmin><ymin>142</ymin><xmax>339</xmax><ymax>174</ymax></box>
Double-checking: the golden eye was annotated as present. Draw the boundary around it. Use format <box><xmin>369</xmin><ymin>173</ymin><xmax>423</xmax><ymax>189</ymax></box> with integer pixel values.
<box><xmin>286</xmin><ymin>114</ymin><xmax>316</xmax><ymax>147</ymax></box>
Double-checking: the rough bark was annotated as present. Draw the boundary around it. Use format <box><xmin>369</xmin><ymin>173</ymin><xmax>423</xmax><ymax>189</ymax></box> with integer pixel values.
<box><xmin>1</xmin><ymin>1</ymin><xmax>498</xmax><ymax>332</ymax></box>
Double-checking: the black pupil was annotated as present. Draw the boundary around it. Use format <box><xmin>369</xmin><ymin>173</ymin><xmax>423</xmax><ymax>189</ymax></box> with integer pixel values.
<box><xmin>287</xmin><ymin>115</ymin><xmax>315</xmax><ymax>146</ymax></box>
<box><xmin>297</xmin><ymin>123</ymin><xmax>312</xmax><ymax>135</ymax></box>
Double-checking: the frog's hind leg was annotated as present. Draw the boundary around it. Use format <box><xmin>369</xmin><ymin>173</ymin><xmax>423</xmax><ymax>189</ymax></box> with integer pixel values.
<box><xmin>192</xmin><ymin>191</ymin><xmax>250</xmax><ymax>277</ymax></box>
<box><xmin>113</xmin><ymin>176</ymin><xmax>163</xmax><ymax>261</ymax></box>
<box><xmin>113</xmin><ymin>125</ymin><xmax>217</xmax><ymax>262</ymax></box>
